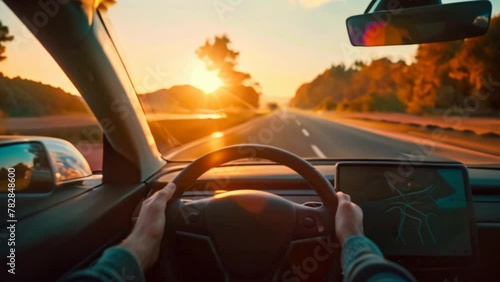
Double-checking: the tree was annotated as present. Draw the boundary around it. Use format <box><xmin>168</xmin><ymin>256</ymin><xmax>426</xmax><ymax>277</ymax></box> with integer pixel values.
<box><xmin>449</xmin><ymin>16</ymin><xmax>500</xmax><ymax>112</ymax></box>
<box><xmin>405</xmin><ymin>40</ymin><xmax>462</xmax><ymax>113</ymax></box>
<box><xmin>97</xmin><ymin>0</ymin><xmax>117</xmax><ymax>11</ymax></box>
<box><xmin>196</xmin><ymin>35</ymin><xmax>260</xmax><ymax>108</ymax></box>
<box><xmin>0</xmin><ymin>21</ymin><xmax>14</xmax><ymax>62</ymax></box>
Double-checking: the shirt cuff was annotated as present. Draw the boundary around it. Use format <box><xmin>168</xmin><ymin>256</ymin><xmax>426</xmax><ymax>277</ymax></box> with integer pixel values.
<box><xmin>341</xmin><ymin>235</ymin><xmax>384</xmax><ymax>275</ymax></box>
<box><xmin>341</xmin><ymin>236</ymin><xmax>416</xmax><ymax>282</ymax></box>
<box><xmin>62</xmin><ymin>246</ymin><xmax>145</xmax><ymax>282</ymax></box>
<box><xmin>91</xmin><ymin>246</ymin><xmax>145</xmax><ymax>282</ymax></box>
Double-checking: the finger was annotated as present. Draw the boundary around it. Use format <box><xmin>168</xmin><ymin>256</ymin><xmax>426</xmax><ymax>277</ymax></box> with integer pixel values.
<box><xmin>352</xmin><ymin>203</ymin><xmax>363</xmax><ymax>214</ymax></box>
<box><xmin>156</xmin><ymin>182</ymin><xmax>176</xmax><ymax>202</ymax></box>
<box><xmin>140</xmin><ymin>183</ymin><xmax>175</xmax><ymax>216</ymax></box>
<box><xmin>336</xmin><ymin>192</ymin><xmax>351</xmax><ymax>203</ymax></box>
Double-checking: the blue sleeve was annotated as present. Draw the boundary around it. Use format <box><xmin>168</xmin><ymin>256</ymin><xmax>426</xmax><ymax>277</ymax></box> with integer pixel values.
<box><xmin>61</xmin><ymin>246</ymin><xmax>145</xmax><ymax>282</ymax></box>
<box><xmin>341</xmin><ymin>236</ymin><xmax>416</xmax><ymax>282</ymax></box>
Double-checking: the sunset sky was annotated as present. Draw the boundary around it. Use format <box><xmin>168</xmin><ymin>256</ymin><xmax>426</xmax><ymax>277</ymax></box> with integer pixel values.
<box><xmin>1</xmin><ymin>0</ymin><xmax>498</xmax><ymax>104</ymax></box>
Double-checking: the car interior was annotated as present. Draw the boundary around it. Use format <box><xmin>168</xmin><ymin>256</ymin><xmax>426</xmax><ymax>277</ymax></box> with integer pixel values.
<box><xmin>1</xmin><ymin>0</ymin><xmax>500</xmax><ymax>281</ymax></box>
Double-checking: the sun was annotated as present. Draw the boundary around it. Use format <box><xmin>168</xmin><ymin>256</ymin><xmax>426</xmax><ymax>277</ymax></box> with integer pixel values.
<box><xmin>190</xmin><ymin>60</ymin><xmax>223</xmax><ymax>94</ymax></box>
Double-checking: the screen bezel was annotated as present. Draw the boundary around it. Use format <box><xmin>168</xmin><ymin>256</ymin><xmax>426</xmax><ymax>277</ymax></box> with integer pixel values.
<box><xmin>334</xmin><ymin>161</ymin><xmax>478</xmax><ymax>270</ymax></box>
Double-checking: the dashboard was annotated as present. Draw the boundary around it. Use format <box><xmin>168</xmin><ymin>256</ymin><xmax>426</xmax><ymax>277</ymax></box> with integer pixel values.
<box><xmin>335</xmin><ymin>162</ymin><xmax>476</xmax><ymax>270</ymax></box>
<box><xmin>157</xmin><ymin>160</ymin><xmax>500</xmax><ymax>281</ymax></box>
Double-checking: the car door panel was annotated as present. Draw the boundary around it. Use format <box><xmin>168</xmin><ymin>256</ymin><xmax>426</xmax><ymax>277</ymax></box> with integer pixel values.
<box><xmin>0</xmin><ymin>182</ymin><xmax>148</xmax><ymax>282</ymax></box>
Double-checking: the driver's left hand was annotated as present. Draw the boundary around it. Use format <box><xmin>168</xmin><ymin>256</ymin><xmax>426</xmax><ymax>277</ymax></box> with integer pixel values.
<box><xmin>121</xmin><ymin>182</ymin><xmax>176</xmax><ymax>270</ymax></box>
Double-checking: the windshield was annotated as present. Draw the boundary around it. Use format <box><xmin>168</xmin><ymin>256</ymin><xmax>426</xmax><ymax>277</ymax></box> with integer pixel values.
<box><xmin>104</xmin><ymin>0</ymin><xmax>500</xmax><ymax>165</ymax></box>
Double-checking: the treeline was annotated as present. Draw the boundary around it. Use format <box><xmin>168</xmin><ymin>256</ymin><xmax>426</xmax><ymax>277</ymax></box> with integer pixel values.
<box><xmin>0</xmin><ymin>74</ymin><xmax>89</xmax><ymax>117</ymax></box>
<box><xmin>290</xmin><ymin>15</ymin><xmax>500</xmax><ymax>114</ymax></box>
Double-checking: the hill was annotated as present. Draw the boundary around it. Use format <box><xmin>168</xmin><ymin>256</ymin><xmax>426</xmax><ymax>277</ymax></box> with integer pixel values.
<box><xmin>0</xmin><ymin>75</ymin><xmax>256</xmax><ymax>118</ymax></box>
<box><xmin>140</xmin><ymin>85</ymin><xmax>258</xmax><ymax>113</ymax></box>
<box><xmin>140</xmin><ymin>85</ymin><xmax>205</xmax><ymax>113</ymax></box>
<box><xmin>0</xmin><ymin>74</ymin><xmax>89</xmax><ymax>117</ymax></box>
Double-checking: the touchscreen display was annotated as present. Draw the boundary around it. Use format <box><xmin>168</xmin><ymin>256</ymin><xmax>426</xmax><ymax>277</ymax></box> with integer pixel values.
<box><xmin>336</xmin><ymin>164</ymin><xmax>472</xmax><ymax>257</ymax></box>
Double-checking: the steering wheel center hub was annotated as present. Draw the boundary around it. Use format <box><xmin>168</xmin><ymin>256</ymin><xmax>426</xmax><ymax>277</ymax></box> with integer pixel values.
<box><xmin>206</xmin><ymin>190</ymin><xmax>296</xmax><ymax>277</ymax></box>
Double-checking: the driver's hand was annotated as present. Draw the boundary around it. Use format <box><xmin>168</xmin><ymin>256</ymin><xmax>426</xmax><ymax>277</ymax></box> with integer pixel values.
<box><xmin>335</xmin><ymin>192</ymin><xmax>364</xmax><ymax>245</ymax></box>
<box><xmin>121</xmin><ymin>182</ymin><xmax>176</xmax><ymax>270</ymax></box>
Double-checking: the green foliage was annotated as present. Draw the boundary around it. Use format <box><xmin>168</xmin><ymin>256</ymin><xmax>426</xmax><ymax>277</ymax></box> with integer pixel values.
<box><xmin>0</xmin><ymin>75</ymin><xmax>89</xmax><ymax>117</ymax></box>
<box><xmin>371</xmin><ymin>92</ymin><xmax>406</xmax><ymax>112</ymax></box>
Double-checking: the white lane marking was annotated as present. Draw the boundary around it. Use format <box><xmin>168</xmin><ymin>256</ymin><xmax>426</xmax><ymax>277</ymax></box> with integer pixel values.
<box><xmin>311</xmin><ymin>144</ymin><xmax>327</xmax><ymax>158</ymax></box>
<box><xmin>301</xmin><ymin>128</ymin><xmax>310</xmax><ymax>137</ymax></box>
<box><xmin>296</xmin><ymin>120</ymin><xmax>301</xmax><ymax>126</ymax></box>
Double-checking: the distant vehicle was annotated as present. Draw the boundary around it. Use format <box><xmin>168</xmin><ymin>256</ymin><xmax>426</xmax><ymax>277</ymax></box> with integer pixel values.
<box><xmin>266</xmin><ymin>102</ymin><xmax>280</xmax><ymax>111</ymax></box>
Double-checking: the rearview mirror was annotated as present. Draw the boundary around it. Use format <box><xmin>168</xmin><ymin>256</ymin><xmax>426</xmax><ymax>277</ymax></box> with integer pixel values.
<box><xmin>346</xmin><ymin>1</ymin><xmax>492</xmax><ymax>46</ymax></box>
<box><xmin>0</xmin><ymin>138</ymin><xmax>92</xmax><ymax>193</ymax></box>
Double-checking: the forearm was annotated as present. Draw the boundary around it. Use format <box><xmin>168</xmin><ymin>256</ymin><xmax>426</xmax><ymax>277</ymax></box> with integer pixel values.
<box><xmin>342</xmin><ymin>236</ymin><xmax>416</xmax><ymax>282</ymax></box>
<box><xmin>61</xmin><ymin>246</ymin><xmax>145</xmax><ymax>282</ymax></box>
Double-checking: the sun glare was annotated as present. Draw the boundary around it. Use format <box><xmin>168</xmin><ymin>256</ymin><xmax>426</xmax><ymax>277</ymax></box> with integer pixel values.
<box><xmin>190</xmin><ymin>61</ymin><xmax>223</xmax><ymax>94</ymax></box>
<box><xmin>211</xmin><ymin>131</ymin><xmax>224</xmax><ymax>138</ymax></box>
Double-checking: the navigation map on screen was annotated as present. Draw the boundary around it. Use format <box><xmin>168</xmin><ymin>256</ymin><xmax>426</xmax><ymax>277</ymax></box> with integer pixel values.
<box><xmin>336</xmin><ymin>165</ymin><xmax>472</xmax><ymax>257</ymax></box>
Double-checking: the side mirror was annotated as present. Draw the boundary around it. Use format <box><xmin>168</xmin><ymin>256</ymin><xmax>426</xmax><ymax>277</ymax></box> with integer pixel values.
<box><xmin>0</xmin><ymin>137</ymin><xmax>92</xmax><ymax>194</ymax></box>
<box><xmin>346</xmin><ymin>1</ymin><xmax>492</xmax><ymax>46</ymax></box>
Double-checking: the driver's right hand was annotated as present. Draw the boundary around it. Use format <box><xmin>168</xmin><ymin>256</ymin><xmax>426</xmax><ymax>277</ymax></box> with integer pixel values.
<box><xmin>335</xmin><ymin>192</ymin><xmax>364</xmax><ymax>245</ymax></box>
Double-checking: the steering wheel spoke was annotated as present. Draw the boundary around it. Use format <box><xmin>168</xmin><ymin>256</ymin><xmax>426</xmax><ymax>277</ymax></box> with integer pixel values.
<box><xmin>168</xmin><ymin>198</ymin><xmax>210</xmax><ymax>236</ymax></box>
<box><xmin>293</xmin><ymin>203</ymin><xmax>336</xmax><ymax>240</ymax></box>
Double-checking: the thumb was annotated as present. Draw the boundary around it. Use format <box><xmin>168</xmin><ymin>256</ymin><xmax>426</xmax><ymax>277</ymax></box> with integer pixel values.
<box><xmin>157</xmin><ymin>182</ymin><xmax>176</xmax><ymax>202</ymax></box>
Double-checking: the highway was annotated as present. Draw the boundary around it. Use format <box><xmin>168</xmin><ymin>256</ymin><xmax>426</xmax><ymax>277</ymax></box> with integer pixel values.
<box><xmin>166</xmin><ymin>109</ymin><xmax>500</xmax><ymax>165</ymax></box>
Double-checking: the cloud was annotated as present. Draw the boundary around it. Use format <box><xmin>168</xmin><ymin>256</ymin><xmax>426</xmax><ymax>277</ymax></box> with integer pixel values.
<box><xmin>289</xmin><ymin>0</ymin><xmax>340</xmax><ymax>8</ymax></box>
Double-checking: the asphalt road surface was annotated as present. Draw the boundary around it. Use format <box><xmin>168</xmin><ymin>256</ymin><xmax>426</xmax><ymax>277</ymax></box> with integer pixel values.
<box><xmin>166</xmin><ymin>109</ymin><xmax>500</xmax><ymax>165</ymax></box>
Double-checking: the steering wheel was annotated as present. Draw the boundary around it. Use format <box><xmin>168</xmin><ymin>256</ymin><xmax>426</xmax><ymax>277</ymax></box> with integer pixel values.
<box><xmin>152</xmin><ymin>144</ymin><xmax>340</xmax><ymax>282</ymax></box>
